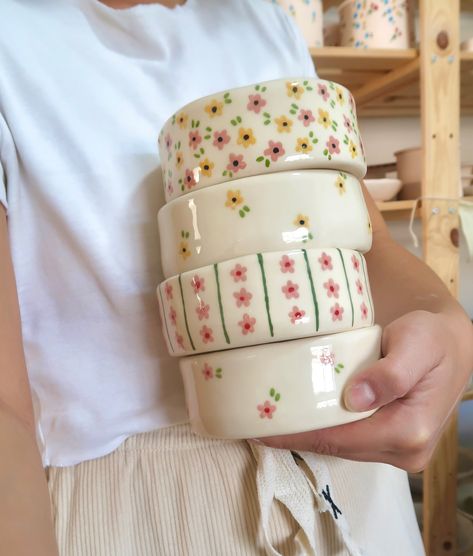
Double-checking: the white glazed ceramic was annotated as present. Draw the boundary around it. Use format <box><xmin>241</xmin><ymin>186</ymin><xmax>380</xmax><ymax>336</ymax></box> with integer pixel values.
<box><xmin>339</xmin><ymin>0</ymin><xmax>410</xmax><ymax>49</ymax></box>
<box><xmin>158</xmin><ymin>170</ymin><xmax>372</xmax><ymax>278</ymax></box>
<box><xmin>271</xmin><ymin>0</ymin><xmax>324</xmax><ymax>48</ymax></box>
<box><xmin>158</xmin><ymin>78</ymin><xmax>366</xmax><ymax>203</ymax></box>
<box><xmin>180</xmin><ymin>325</ymin><xmax>381</xmax><ymax>439</ymax></box>
<box><xmin>157</xmin><ymin>248</ymin><xmax>374</xmax><ymax>356</ymax></box>
<box><xmin>364</xmin><ymin>178</ymin><xmax>402</xmax><ymax>201</ymax></box>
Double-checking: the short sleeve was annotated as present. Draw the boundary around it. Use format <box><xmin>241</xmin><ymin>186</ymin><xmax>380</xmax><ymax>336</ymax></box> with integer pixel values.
<box><xmin>0</xmin><ymin>112</ymin><xmax>10</xmax><ymax>214</ymax></box>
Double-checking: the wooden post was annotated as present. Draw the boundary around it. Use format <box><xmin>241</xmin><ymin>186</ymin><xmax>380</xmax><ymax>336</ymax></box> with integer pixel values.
<box><xmin>420</xmin><ymin>0</ymin><xmax>460</xmax><ymax>554</ymax></box>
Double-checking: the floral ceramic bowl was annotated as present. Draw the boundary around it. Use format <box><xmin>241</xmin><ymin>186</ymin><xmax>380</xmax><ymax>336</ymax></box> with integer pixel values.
<box><xmin>157</xmin><ymin>247</ymin><xmax>374</xmax><ymax>356</ymax></box>
<box><xmin>339</xmin><ymin>0</ymin><xmax>410</xmax><ymax>49</ymax></box>
<box><xmin>270</xmin><ymin>0</ymin><xmax>324</xmax><ymax>48</ymax></box>
<box><xmin>158</xmin><ymin>78</ymin><xmax>366</xmax><ymax>203</ymax></box>
<box><xmin>180</xmin><ymin>325</ymin><xmax>381</xmax><ymax>438</ymax></box>
<box><xmin>159</xmin><ymin>170</ymin><xmax>372</xmax><ymax>278</ymax></box>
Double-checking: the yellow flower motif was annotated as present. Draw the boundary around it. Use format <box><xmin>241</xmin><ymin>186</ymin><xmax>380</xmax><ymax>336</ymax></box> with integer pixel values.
<box><xmin>275</xmin><ymin>115</ymin><xmax>293</xmax><ymax>133</ymax></box>
<box><xmin>349</xmin><ymin>140</ymin><xmax>358</xmax><ymax>159</ymax></box>
<box><xmin>199</xmin><ymin>158</ymin><xmax>214</xmax><ymax>177</ymax></box>
<box><xmin>318</xmin><ymin>109</ymin><xmax>332</xmax><ymax>129</ymax></box>
<box><xmin>335</xmin><ymin>87</ymin><xmax>345</xmax><ymax>105</ymax></box>
<box><xmin>225</xmin><ymin>190</ymin><xmax>244</xmax><ymax>210</ymax></box>
<box><xmin>237</xmin><ymin>128</ymin><xmax>256</xmax><ymax>148</ymax></box>
<box><xmin>179</xmin><ymin>241</ymin><xmax>191</xmax><ymax>260</ymax></box>
<box><xmin>175</xmin><ymin>151</ymin><xmax>184</xmax><ymax>169</ymax></box>
<box><xmin>335</xmin><ymin>175</ymin><xmax>346</xmax><ymax>195</ymax></box>
<box><xmin>295</xmin><ymin>137</ymin><xmax>313</xmax><ymax>154</ymax></box>
<box><xmin>177</xmin><ymin>112</ymin><xmax>188</xmax><ymax>129</ymax></box>
<box><xmin>204</xmin><ymin>100</ymin><xmax>223</xmax><ymax>118</ymax></box>
<box><xmin>286</xmin><ymin>81</ymin><xmax>304</xmax><ymax>100</ymax></box>
<box><xmin>294</xmin><ymin>214</ymin><xmax>310</xmax><ymax>228</ymax></box>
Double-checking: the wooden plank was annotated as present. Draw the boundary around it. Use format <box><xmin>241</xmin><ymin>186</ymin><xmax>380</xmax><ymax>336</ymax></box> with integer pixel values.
<box><xmin>376</xmin><ymin>200</ymin><xmax>418</xmax><ymax>212</ymax></box>
<box><xmin>310</xmin><ymin>47</ymin><xmax>418</xmax><ymax>71</ymax></box>
<box><xmin>420</xmin><ymin>0</ymin><xmax>460</xmax><ymax>554</ymax></box>
<box><xmin>463</xmin><ymin>389</ymin><xmax>473</xmax><ymax>402</ymax></box>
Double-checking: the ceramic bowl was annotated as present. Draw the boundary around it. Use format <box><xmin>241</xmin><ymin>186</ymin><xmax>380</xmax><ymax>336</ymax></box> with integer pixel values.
<box><xmin>158</xmin><ymin>77</ymin><xmax>366</xmax><ymax>203</ymax></box>
<box><xmin>180</xmin><ymin>325</ymin><xmax>382</xmax><ymax>439</ymax></box>
<box><xmin>158</xmin><ymin>170</ymin><xmax>372</xmax><ymax>278</ymax></box>
<box><xmin>271</xmin><ymin>0</ymin><xmax>324</xmax><ymax>48</ymax></box>
<box><xmin>157</xmin><ymin>247</ymin><xmax>374</xmax><ymax>356</ymax></box>
<box><xmin>339</xmin><ymin>0</ymin><xmax>410</xmax><ymax>49</ymax></box>
<box><xmin>364</xmin><ymin>178</ymin><xmax>402</xmax><ymax>202</ymax></box>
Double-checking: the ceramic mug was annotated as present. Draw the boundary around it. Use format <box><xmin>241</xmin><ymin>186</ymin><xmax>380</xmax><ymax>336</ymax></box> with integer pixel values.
<box><xmin>158</xmin><ymin>169</ymin><xmax>372</xmax><ymax>278</ymax></box>
<box><xmin>339</xmin><ymin>0</ymin><xmax>410</xmax><ymax>49</ymax></box>
<box><xmin>270</xmin><ymin>0</ymin><xmax>324</xmax><ymax>48</ymax></box>
<box><xmin>158</xmin><ymin>77</ymin><xmax>366</xmax><ymax>203</ymax></box>
<box><xmin>180</xmin><ymin>325</ymin><xmax>382</xmax><ymax>438</ymax></box>
<box><xmin>157</xmin><ymin>247</ymin><xmax>374</xmax><ymax>356</ymax></box>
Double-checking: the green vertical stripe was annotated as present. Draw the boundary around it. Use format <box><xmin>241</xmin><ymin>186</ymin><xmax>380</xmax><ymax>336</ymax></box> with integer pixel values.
<box><xmin>158</xmin><ymin>286</ymin><xmax>174</xmax><ymax>353</ymax></box>
<box><xmin>257</xmin><ymin>254</ymin><xmax>274</xmax><ymax>337</ymax></box>
<box><xmin>178</xmin><ymin>274</ymin><xmax>196</xmax><ymax>351</ymax></box>
<box><xmin>360</xmin><ymin>254</ymin><xmax>374</xmax><ymax>322</ymax></box>
<box><xmin>337</xmin><ymin>248</ymin><xmax>354</xmax><ymax>328</ymax></box>
<box><xmin>302</xmin><ymin>249</ymin><xmax>319</xmax><ymax>331</ymax></box>
<box><xmin>213</xmin><ymin>264</ymin><xmax>231</xmax><ymax>345</ymax></box>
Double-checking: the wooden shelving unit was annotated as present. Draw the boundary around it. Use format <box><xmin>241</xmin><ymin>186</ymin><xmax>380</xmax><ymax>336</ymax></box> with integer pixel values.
<box><xmin>318</xmin><ymin>1</ymin><xmax>468</xmax><ymax>554</ymax></box>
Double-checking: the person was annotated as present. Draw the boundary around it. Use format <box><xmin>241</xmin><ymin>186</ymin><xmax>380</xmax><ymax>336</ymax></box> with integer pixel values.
<box><xmin>0</xmin><ymin>0</ymin><xmax>472</xmax><ymax>555</ymax></box>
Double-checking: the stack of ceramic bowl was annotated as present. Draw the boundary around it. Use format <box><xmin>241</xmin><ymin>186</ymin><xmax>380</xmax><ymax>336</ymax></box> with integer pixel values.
<box><xmin>157</xmin><ymin>77</ymin><xmax>381</xmax><ymax>439</ymax></box>
<box><xmin>270</xmin><ymin>0</ymin><xmax>324</xmax><ymax>48</ymax></box>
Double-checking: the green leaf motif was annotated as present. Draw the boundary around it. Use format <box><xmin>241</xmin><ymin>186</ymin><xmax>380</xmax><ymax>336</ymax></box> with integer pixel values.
<box><xmin>243</xmin><ymin>205</ymin><xmax>250</xmax><ymax>213</ymax></box>
<box><xmin>265</xmin><ymin>159</ymin><xmax>270</xmax><ymax>168</ymax></box>
<box><xmin>263</xmin><ymin>112</ymin><xmax>271</xmax><ymax>118</ymax></box>
<box><xmin>206</xmin><ymin>126</ymin><xmax>212</xmax><ymax>132</ymax></box>
<box><xmin>323</xmin><ymin>148</ymin><xmax>328</xmax><ymax>156</ymax></box>
<box><xmin>204</xmin><ymin>135</ymin><xmax>211</xmax><ymax>140</ymax></box>
<box><xmin>224</xmin><ymin>99</ymin><xmax>232</xmax><ymax>104</ymax></box>
<box><xmin>237</xmin><ymin>116</ymin><xmax>242</xmax><ymax>123</ymax></box>
<box><xmin>255</xmin><ymin>84</ymin><xmax>260</xmax><ymax>91</ymax></box>
<box><xmin>193</xmin><ymin>154</ymin><xmax>200</xmax><ymax>159</ymax></box>
<box><xmin>239</xmin><ymin>209</ymin><xmax>245</xmax><ymax>218</ymax></box>
<box><xmin>275</xmin><ymin>393</ymin><xmax>281</xmax><ymax>402</ymax></box>
<box><xmin>261</xmin><ymin>86</ymin><xmax>267</xmax><ymax>92</ymax></box>
<box><xmin>230</xmin><ymin>119</ymin><xmax>237</xmax><ymax>126</ymax></box>
<box><xmin>216</xmin><ymin>367</ymin><xmax>223</xmax><ymax>378</ymax></box>
<box><xmin>270</xmin><ymin>388</ymin><xmax>275</xmax><ymax>397</ymax></box>
<box><xmin>256</xmin><ymin>156</ymin><xmax>264</xmax><ymax>162</ymax></box>
<box><xmin>289</xmin><ymin>109</ymin><xmax>297</xmax><ymax>115</ymax></box>
<box><xmin>264</xmin><ymin>120</ymin><xmax>271</xmax><ymax>125</ymax></box>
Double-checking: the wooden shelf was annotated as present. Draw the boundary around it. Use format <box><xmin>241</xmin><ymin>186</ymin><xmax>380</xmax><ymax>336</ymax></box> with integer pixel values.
<box><xmin>463</xmin><ymin>389</ymin><xmax>473</xmax><ymax>402</ymax></box>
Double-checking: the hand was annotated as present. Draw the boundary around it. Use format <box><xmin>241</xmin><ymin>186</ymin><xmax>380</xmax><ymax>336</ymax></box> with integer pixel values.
<box><xmin>259</xmin><ymin>310</ymin><xmax>473</xmax><ymax>472</ymax></box>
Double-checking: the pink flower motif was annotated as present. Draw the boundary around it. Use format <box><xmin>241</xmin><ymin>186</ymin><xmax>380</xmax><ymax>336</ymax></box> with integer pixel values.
<box><xmin>361</xmin><ymin>302</ymin><xmax>369</xmax><ymax>320</ymax></box>
<box><xmin>233</xmin><ymin>288</ymin><xmax>252</xmax><ymax>308</ymax></box>
<box><xmin>239</xmin><ymin>313</ymin><xmax>256</xmax><ymax>335</ymax></box>
<box><xmin>279</xmin><ymin>254</ymin><xmax>295</xmax><ymax>273</ymax></box>
<box><xmin>175</xmin><ymin>331</ymin><xmax>184</xmax><ymax>350</ymax></box>
<box><xmin>188</xmin><ymin>130</ymin><xmax>202</xmax><ymax>150</ymax></box>
<box><xmin>166</xmin><ymin>180</ymin><xmax>174</xmax><ymax>196</ymax></box>
<box><xmin>331</xmin><ymin>303</ymin><xmax>344</xmax><ymax>322</ymax></box>
<box><xmin>343</xmin><ymin>114</ymin><xmax>353</xmax><ymax>133</ymax></box>
<box><xmin>289</xmin><ymin>306</ymin><xmax>306</xmax><ymax>324</ymax></box>
<box><xmin>200</xmin><ymin>325</ymin><xmax>214</xmax><ymax>344</ymax></box>
<box><xmin>169</xmin><ymin>306</ymin><xmax>177</xmax><ymax>326</ymax></box>
<box><xmin>185</xmin><ymin>168</ymin><xmax>197</xmax><ymax>189</ymax></box>
<box><xmin>356</xmin><ymin>279</ymin><xmax>364</xmax><ymax>295</ymax></box>
<box><xmin>191</xmin><ymin>274</ymin><xmax>205</xmax><ymax>294</ymax></box>
<box><xmin>247</xmin><ymin>93</ymin><xmax>267</xmax><ymax>114</ymax></box>
<box><xmin>226</xmin><ymin>153</ymin><xmax>247</xmax><ymax>173</ymax></box>
<box><xmin>213</xmin><ymin>129</ymin><xmax>231</xmax><ymax>150</ymax></box>
<box><xmin>323</xmin><ymin>278</ymin><xmax>340</xmax><ymax>299</ymax></box>
<box><xmin>257</xmin><ymin>400</ymin><xmax>277</xmax><ymax>419</ymax></box>
<box><xmin>230</xmin><ymin>263</ymin><xmax>247</xmax><ymax>282</ymax></box>
<box><xmin>195</xmin><ymin>302</ymin><xmax>210</xmax><ymax>321</ymax></box>
<box><xmin>282</xmin><ymin>280</ymin><xmax>299</xmax><ymax>299</ymax></box>
<box><xmin>326</xmin><ymin>136</ymin><xmax>341</xmax><ymax>155</ymax></box>
<box><xmin>352</xmin><ymin>254</ymin><xmax>360</xmax><ymax>272</ymax></box>
<box><xmin>202</xmin><ymin>363</ymin><xmax>213</xmax><ymax>381</ymax></box>
<box><xmin>318</xmin><ymin>252</ymin><xmax>333</xmax><ymax>271</ymax></box>
<box><xmin>164</xmin><ymin>283</ymin><xmax>173</xmax><ymax>300</ymax></box>
<box><xmin>165</xmin><ymin>133</ymin><xmax>173</xmax><ymax>151</ymax></box>
<box><xmin>318</xmin><ymin>83</ymin><xmax>330</xmax><ymax>101</ymax></box>
<box><xmin>319</xmin><ymin>350</ymin><xmax>335</xmax><ymax>365</ymax></box>
<box><xmin>298</xmin><ymin>109</ymin><xmax>315</xmax><ymax>127</ymax></box>
<box><xmin>264</xmin><ymin>140</ymin><xmax>285</xmax><ymax>162</ymax></box>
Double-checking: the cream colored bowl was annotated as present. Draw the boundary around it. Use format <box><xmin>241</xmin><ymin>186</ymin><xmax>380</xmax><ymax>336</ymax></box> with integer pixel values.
<box><xmin>158</xmin><ymin>77</ymin><xmax>366</xmax><ymax>203</ymax></box>
<box><xmin>158</xmin><ymin>170</ymin><xmax>372</xmax><ymax>278</ymax></box>
<box><xmin>180</xmin><ymin>325</ymin><xmax>382</xmax><ymax>439</ymax></box>
<box><xmin>157</xmin><ymin>248</ymin><xmax>374</xmax><ymax>356</ymax></box>
<box><xmin>270</xmin><ymin>0</ymin><xmax>324</xmax><ymax>48</ymax></box>
<box><xmin>339</xmin><ymin>0</ymin><xmax>410</xmax><ymax>49</ymax></box>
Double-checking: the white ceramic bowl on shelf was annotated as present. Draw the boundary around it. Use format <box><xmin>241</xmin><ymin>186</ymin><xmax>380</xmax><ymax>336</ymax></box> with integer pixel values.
<box><xmin>180</xmin><ymin>325</ymin><xmax>382</xmax><ymax>439</ymax></box>
<box><xmin>158</xmin><ymin>170</ymin><xmax>372</xmax><ymax>278</ymax></box>
<box><xmin>339</xmin><ymin>0</ymin><xmax>410</xmax><ymax>49</ymax></box>
<box><xmin>364</xmin><ymin>178</ymin><xmax>402</xmax><ymax>202</ymax></box>
<box><xmin>157</xmin><ymin>248</ymin><xmax>375</xmax><ymax>356</ymax></box>
<box><xmin>158</xmin><ymin>77</ymin><xmax>366</xmax><ymax>202</ymax></box>
<box><xmin>271</xmin><ymin>0</ymin><xmax>324</xmax><ymax>48</ymax></box>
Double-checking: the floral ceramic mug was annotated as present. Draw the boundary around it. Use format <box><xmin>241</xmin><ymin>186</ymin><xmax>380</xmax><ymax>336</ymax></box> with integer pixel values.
<box><xmin>180</xmin><ymin>325</ymin><xmax>381</xmax><ymax>438</ymax></box>
<box><xmin>158</xmin><ymin>78</ymin><xmax>366</xmax><ymax>203</ymax></box>
<box><xmin>157</xmin><ymin>247</ymin><xmax>374</xmax><ymax>356</ymax></box>
<box><xmin>158</xmin><ymin>169</ymin><xmax>372</xmax><ymax>279</ymax></box>
<box><xmin>270</xmin><ymin>0</ymin><xmax>324</xmax><ymax>48</ymax></box>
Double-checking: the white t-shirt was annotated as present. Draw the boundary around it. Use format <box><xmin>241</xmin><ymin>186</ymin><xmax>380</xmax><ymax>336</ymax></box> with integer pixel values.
<box><xmin>0</xmin><ymin>0</ymin><xmax>316</xmax><ymax>466</ymax></box>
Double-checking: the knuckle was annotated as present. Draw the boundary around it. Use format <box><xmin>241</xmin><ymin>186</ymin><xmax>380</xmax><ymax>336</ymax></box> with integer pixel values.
<box><xmin>391</xmin><ymin>419</ymin><xmax>434</xmax><ymax>455</ymax></box>
<box><xmin>384</xmin><ymin>361</ymin><xmax>413</xmax><ymax>399</ymax></box>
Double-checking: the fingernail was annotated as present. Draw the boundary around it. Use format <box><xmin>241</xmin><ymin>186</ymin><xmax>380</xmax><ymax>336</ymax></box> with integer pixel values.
<box><xmin>344</xmin><ymin>382</ymin><xmax>376</xmax><ymax>412</ymax></box>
